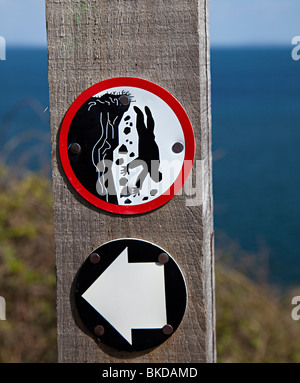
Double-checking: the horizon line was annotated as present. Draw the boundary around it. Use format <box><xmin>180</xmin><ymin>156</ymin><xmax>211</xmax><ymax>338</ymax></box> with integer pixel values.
<box><xmin>5</xmin><ymin>43</ymin><xmax>292</xmax><ymax>50</ymax></box>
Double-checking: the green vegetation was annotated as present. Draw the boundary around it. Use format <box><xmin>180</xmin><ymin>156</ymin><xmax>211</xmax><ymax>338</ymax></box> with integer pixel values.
<box><xmin>0</xmin><ymin>168</ymin><xmax>56</xmax><ymax>362</ymax></box>
<box><xmin>216</xmin><ymin>265</ymin><xmax>300</xmax><ymax>362</ymax></box>
<box><xmin>0</xmin><ymin>169</ymin><xmax>299</xmax><ymax>362</ymax></box>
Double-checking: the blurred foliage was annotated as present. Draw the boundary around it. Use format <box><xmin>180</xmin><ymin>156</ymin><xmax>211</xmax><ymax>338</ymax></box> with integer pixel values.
<box><xmin>0</xmin><ymin>167</ymin><xmax>56</xmax><ymax>362</ymax></box>
<box><xmin>0</xmin><ymin>168</ymin><xmax>299</xmax><ymax>362</ymax></box>
<box><xmin>215</xmin><ymin>231</ymin><xmax>300</xmax><ymax>362</ymax></box>
<box><xmin>216</xmin><ymin>264</ymin><xmax>300</xmax><ymax>362</ymax></box>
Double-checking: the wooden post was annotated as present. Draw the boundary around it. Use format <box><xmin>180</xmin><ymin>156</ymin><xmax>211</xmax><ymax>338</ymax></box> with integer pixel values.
<box><xmin>46</xmin><ymin>0</ymin><xmax>215</xmax><ymax>363</ymax></box>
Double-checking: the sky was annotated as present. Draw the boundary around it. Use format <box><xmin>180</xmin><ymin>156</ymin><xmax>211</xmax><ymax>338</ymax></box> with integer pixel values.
<box><xmin>0</xmin><ymin>0</ymin><xmax>300</xmax><ymax>47</ymax></box>
<box><xmin>210</xmin><ymin>0</ymin><xmax>300</xmax><ymax>46</ymax></box>
<box><xmin>0</xmin><ymin>0</ymin><xmax>47</xmax><ymax>47</ymax></box>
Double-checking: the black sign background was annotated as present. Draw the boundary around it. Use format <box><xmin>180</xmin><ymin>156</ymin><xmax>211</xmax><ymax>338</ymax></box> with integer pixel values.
<box><xmin>74</xmin><ymin>239</ymin><xmax>187</xmax><ymax>352</ymax></box>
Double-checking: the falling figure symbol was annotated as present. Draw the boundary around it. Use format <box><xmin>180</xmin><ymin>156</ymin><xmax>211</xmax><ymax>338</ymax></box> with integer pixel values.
<box><xmin>63</xmin><ymin>78</ymin><xmax>194</xmax><ymax>213</ymax></box>
<box><xmin>121</xmin><ymin>106</ymin><xmax>162</xmax><ymax>195</ymax></box>
<box><xmin>90</xmin><ymin>94</ymin><xmax>132</xmax><ymax>201</ymax></box>
<box><xmin>67</xmin><ymin>92</ymin><xmax>162</xmax><ymax>204</ymax></box>
<box><xmin>67</xmin><ymin>92</ymin><xmax>131</xmax><ymax>204</ymax></box>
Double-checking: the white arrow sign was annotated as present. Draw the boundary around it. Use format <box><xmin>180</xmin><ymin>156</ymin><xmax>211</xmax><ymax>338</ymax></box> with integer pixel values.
<box><xmin>82</xmin><ymin>247</ymin><xmax>167</xmax><ymax>345</ymax></box>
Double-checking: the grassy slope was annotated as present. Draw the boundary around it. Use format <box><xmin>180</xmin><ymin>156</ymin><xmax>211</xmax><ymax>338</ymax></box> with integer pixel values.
<box><xmin>0</xmin><ymin>169</ymin><xmax>56</xmax><ymax>362</ymax></box>
<box><xmin>216</xmin><ymin>265</ymin><xmax>300</xmax><ymax>362</ymax></box>
<box><xmin>0</xmin><ymin>170</ymin><xmax>299</xmax><ymax>362</ymax></box>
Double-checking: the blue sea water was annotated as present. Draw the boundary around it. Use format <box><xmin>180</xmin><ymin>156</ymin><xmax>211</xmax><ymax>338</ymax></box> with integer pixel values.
<box><xmin>211</xmin><ymin>47</ymin><xmax>300</xmax><ymax>287</ymax></box>
<box><xmin>0</xmin><ymin>47</ymin><xmax>299</xmax><ymax>287</ymax></box>
<box><xmin>0</xmin><ymin>48</ymin><xmax>50</xmax><ymax>172</ymax></box>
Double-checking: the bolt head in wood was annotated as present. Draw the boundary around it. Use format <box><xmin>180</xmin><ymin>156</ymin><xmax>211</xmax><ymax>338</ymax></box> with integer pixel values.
<box><xmin>89</xmin><ymin>252</ymin><xmax>100</xmax><ymax>264</ymax></box>
<box><xmin>94</xmin><ymin>325</ymin><xmax>105</xmax><ymax>337</ymax></box>
<box><xmin>119</xmin><ymin>95</ymin><xmax>130</xmax><ymax>106</ymax></box>
<box><xmin>70</xmin><ymin>142</ymin><xmax>81</xmax><ymax>154</ymax></box>
<box><xmin>162</xmin><ymin>324</ymin><xmax>174</xmax><ymax>335</ymax></box>
<box><xmin>172</xmin><ymin>142</ymin><xmax>184</xmax><ymax>153</ymax></box>
<box><xmin>158</xmin><ymin>253</ymin><xmax>169</xmax><ymax>264</ymax></box>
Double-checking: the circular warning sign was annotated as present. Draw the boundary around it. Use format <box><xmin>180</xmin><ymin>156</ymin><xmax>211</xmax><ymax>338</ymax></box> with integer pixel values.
<box><xmin>74</xmin><ymin>239</ymin><xmax>187</xmax><ymax>352</ymax></box>
<box><xmin>59</xmin><ymin>77</ymin><xmax>195</xmax><ymax>214</ymax></box>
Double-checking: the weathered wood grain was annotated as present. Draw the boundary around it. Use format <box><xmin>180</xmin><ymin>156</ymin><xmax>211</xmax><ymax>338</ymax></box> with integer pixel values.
<box><xmin>46</xmin><ymin>0</ymin><xmax>215</xmax><ymax>363</ymax></box>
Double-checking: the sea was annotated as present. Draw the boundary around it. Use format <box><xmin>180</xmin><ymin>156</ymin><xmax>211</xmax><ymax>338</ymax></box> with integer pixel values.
<box><xmin>0</xmin><ymin>46</ymin><xmax>299</xmax><ymax>288</ymax></box>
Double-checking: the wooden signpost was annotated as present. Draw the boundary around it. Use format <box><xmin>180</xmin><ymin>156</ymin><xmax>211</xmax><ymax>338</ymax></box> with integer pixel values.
<box><xmin>46</xmin><ymin>0</ymin><xmax>215</xmax><ymax>363</ymax></box>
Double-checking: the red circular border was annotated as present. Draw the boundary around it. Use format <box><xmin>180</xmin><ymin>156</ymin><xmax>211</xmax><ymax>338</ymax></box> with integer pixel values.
<box><xmin>59</xmin><ymin>77</ymin><xmax>195</xmax><ymax>214</ymax></box>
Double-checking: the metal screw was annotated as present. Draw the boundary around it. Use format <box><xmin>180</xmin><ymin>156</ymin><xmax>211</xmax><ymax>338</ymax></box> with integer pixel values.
<box><xmin>158</xmin><ymin>253</ymin><xmax>169</xmax><ymax>264</ymax></box>
<box><xmin>162</xmin><ymin>324</ymin><xmax>174</xmax><ymax>335</ymax></box>
<box><xmin>119</xmin><ymin>95</ymin><xmax>130</xmax><ymax>106</ymax></box>
<box><xmin>89</xmin><ymin>252</ymin><xmax>100</xmax><ymax>264</ymax></box>
<box><xmin>172</xmin><ymin>142</ymin><xmax>184</xmax><ymax>154</ymax></box>
<box><xmin>70</xmin><ymin>142</ymin><xmax>81</xmax><ymax>154</ymax></box>
<box><xmin>94</xmin><ymin>325</ymin><xmax>105</xmax><ymax>337</ymax></box>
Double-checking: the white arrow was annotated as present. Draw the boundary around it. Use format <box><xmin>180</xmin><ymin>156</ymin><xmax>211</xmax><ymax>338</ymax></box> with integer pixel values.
<box><xmin>82</xmin><ymin>247</ymin><xmax>167</xmax><ymax>345</ymax></box>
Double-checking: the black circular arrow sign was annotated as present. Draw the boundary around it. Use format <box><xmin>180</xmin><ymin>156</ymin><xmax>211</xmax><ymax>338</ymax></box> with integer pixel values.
<box><xmin>74</xmin><ymin>239</ymin><xmax>187</xmax><ymax>351</ymax></box>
